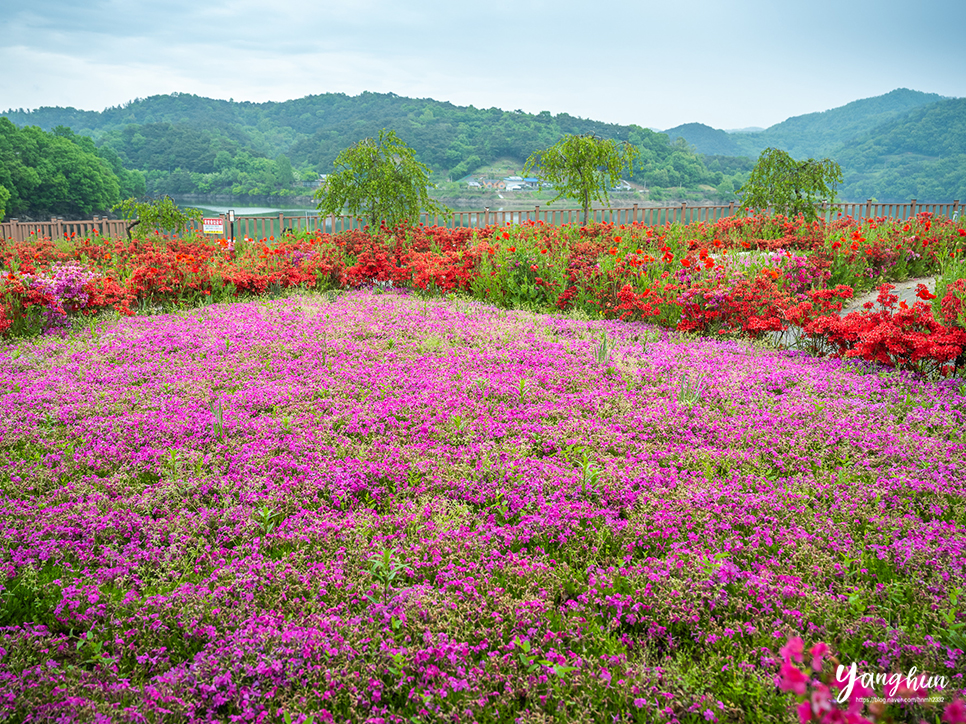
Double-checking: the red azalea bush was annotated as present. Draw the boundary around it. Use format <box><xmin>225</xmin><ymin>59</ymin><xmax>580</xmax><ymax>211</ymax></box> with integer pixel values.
<box><xmin>81</xmin><ymin>276</ymin><xmax>135</xmax><ymax>317</ymax></box>
<box><xmin>0</xmin><ymin>275</ymin><xmax>61</xmax><ymax>337</ymax></box>
<box><xmin>409</xmin><ymin>246</ymin><xmax>483</xmax><ymax>293</ymax></box>
<box><xmin>676</xmin><ymin>272</ymin><xmax>792</xmax><ymax>338</ymax></box>
<box><xmin>940</xmin><ymin>278</ymin><xmax>966</xmax><ymax>327</ymax></box>
<box><xmin>613</xmin><ymin>283</ymin><xmax>676</xmax><ymax>323</ymax></box>
<box><xmin>342</xmin><ymin>239</ymin><xmax>412</xmax><ymax>287</ymax></box>
<box><xmin>804</xmin><ymin>284</ymin><xmax>966</xmax><ymax>377</ymax></box>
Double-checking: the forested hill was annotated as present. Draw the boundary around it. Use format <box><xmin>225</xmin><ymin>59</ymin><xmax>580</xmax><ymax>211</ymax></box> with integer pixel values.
<box><xmin>4</xmin><ymin>88</ymin><xmax>965</xmax><ymax>216</ymax></box>
<box><xmin>1</xmin><ymin>92</ymin><xmax>744</xmax><ymax>204</ymax></box>
<box><xmin>2</xmin><ymin>92</ymin><xmax>637</xmax><ymax>172</ymax></box>
<box><xmin>665</xmin><ymin>89</ymin><xmax>946</xmax><ymax>160</ymax></box>
<box><xmin>834</xmin><ymin>96</ymin><xmax>966</xmax><ymax>202</ymax></box>
<box><xmin>662</xmin><ymin>89</ymin><xmax>966</xmax><ymax>202</ymax></box>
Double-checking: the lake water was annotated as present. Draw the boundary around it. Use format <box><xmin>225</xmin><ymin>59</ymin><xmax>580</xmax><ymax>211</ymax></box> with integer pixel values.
<box><xmin>188</xmin><ymin>205</ymin><xmax>319</xmax><ymax>216</ymax></box>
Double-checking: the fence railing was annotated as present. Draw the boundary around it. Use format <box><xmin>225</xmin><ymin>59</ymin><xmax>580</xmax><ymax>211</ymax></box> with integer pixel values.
<box><xmin>1</xmin><ymin>216</ymin><xmax>131</xmax><ymax>244</ymax></box>
<box><xmin>2</xmin><ymin>199</ymin><xmax>961</xmax><ymax>244</ymax></box>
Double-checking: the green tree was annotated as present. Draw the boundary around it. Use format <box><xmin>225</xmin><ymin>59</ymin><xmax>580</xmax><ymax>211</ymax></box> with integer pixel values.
<box><xmin>715</xmin><ymin>178</ymin><xmax>736</xmax><ymax>202</ymax></box>
<box><xmin>0</xmin><ymin>118</ymin><xmax>120</xmax><ymax>219</ymax></box>
<box><xmin>738</xmin><ymin>147</ymin><xmax>843</xmax><ymax>220</ymax></box>
<box><xmin>112</xmin><ymin>195</ymin><xmax>203</xmax><ymax>239</ymax></box>
<box><xmin>523</xmin><ymin>134</ymin><xmax>638</xmax><ymax>224</ymax></box>
<box><xmin>274</xmin><ymin>154</ymin><xmax>295</xmax><ymax>187</ymax></box>
<box><xmin>314</xmin><ymin>129</ymin><xmax>449</xmax><ymax>228</ymax></box>
<box><xmin>0</xmin><ymin>184</ymin><xmax>10</xmax><ymax>221</ymax></box>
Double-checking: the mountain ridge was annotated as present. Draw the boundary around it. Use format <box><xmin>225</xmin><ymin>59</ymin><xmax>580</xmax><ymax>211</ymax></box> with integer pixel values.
<box><xmin>3</xmin><ymin>88</ymin><xmax>964</xmax><ymax>205</ymax></box>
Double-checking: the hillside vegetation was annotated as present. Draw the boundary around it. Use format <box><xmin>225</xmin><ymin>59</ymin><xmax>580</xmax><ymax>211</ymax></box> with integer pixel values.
<box><xmin>1</xmin><ymin>94</ymin><xmax>741</xmax><ymax>209</ymax></box>
<box><xmin>664</xmin><ymin>89</ymin><xmax>966</xmax><ymax>203</ymax></box>
<box><xmin>3</xmin><ymin>87</ymin><xmax>965</xmax><ymax>218</ymax></box>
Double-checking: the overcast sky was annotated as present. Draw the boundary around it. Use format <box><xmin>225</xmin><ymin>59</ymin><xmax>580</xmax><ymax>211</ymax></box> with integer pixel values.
<box><xmin>2</xmin><ymin>0</ymin><xmax>964</xmax><ymax>131</ymax></box>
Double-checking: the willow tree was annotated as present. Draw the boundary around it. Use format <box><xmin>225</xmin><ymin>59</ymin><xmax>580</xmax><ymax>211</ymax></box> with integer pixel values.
<box><xmin>524</xmin><ymin>134</ymin><xmax>638</xmax><ymax>224</ymax></box>
<box><xmin>112</xmin><ymin>195</ymin><xmax>202</xmax><ymax>240</ymax></box>
<box><xmin>314</xmin><ymin>129</ymin><xmax>449</xmax><ymax>229</ymax></box>
<box><xmin>738</xmin><ymin>147</ymin><xmax>843</xmax><ymax>221</ymax></box>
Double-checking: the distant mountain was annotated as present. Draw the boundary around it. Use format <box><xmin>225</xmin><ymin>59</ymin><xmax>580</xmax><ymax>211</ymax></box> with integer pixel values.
<box><xmin>739</xmin><ymin>88</ymin><xmax>947</xmax><ymax>159</ymax></box>
<box><xmin>666</xmin><ymin>89</ymin><xmax>946</xmax><ymax>160</ymax></box>
<box><xmin>3</xmin><ymin>88</ymin><xmax>963</xmax><ymax>207</ymax></box>
<box><xmin>835</xmin><ymin>96</ymin><xmax>966</xmax><ymax>202</ymax></box>
<box><xmin>655</xmin><ymin>89</ymin><xmax>964</xmax><ymax>202</ymax></box>
<box><xmin>662</xmin><ymin>123</ymin><xmax>746</xmax><ymax>157</ymax></box>
<box><xmin>0</xmin><ymin>92</ymin><xmax>737</xmax><ymax>206</ymax></box>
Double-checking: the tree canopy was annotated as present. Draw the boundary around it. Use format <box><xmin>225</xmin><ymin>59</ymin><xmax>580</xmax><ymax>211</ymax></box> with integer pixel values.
<box><xmin>524</xmin><ymin>134</ymin><xmax>638</xmax><ymax>224</ymax></box>
<box><xmin>0</xmin><ymin>118</ymin><xmax>123</xmax><ymax>220</ymax></box>
<box><xmin>314</xmin><ymin>129</ymin><xmax>449</xmax><ymax>228</ymax></box>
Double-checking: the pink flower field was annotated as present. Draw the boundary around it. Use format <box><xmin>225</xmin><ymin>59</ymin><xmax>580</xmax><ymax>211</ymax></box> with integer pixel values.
<box><xmin>0</xmin><ymin>287</ymin><xmax>964</xmax><ymax>723</ymax></box>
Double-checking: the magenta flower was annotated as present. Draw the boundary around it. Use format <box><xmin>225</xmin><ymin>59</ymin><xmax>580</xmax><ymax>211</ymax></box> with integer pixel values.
<box><xmin>777</xmin><ymin>659</ymin><xmax>809</xmax><ymax>696</ymax></box>
<box><xmin>809</xmin><ymin>642</ymin><xmax>830</xmax><ymax>672</ymax></box>
<box><xmin>796</xmin><ymin>700</ymin><xmax>812</xmax><ymax>723</ymax></box>
<box><xmin>944</xmin><ymin>698</ymin><xmax>966</xmax><ymax>724</ymax></box>
<box><xmin>780</xmin><ymin>636</ymin><xmax>805</xmax><ymax>664</ymax></box>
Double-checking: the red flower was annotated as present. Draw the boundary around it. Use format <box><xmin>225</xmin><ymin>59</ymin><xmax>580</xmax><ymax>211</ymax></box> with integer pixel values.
<box><xmin>508</xmin><ymin>246</ymin><xmax>516</xmax><ymax>252</ymax></box>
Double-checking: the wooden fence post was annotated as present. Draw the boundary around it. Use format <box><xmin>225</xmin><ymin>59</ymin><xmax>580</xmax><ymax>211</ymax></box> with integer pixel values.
<box><xmin>909</xmin><ymin>199</ymin><xmax>917</xmax><ymax>219</ymax></box>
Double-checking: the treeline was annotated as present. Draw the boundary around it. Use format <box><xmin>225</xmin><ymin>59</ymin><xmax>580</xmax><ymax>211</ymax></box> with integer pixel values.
<box><xmin>6</xmin><ymin>88</ymin><xmax>966</xmax><ymax>218</ymax></box>
<box><xmin>834</xmin><ymin>97</ymin><xmax>966</xmax><ymax>202</ymax></box>
<box><xmin>663</xmin><ymin>89</ymin><xmax>966</xmax><ymax>203</ymax></box>
<box><xmin>2</xmin><ymin>92</ymin><xmax>751</xmax><ymax>212</ymax></box>
<box><xmin>0</xmin><ymin>118</ymin><xmax>144</xmax><ymax>220</ymax></box>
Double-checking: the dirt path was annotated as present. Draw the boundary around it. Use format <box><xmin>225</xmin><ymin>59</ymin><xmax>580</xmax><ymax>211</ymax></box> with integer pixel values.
<box><xmin>840</xmin><ymin>276</ymin><xmax>938</xmax><ymax>314</ymax></box>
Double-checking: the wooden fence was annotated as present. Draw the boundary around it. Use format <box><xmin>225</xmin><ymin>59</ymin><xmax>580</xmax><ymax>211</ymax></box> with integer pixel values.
<box><xmin>2</xmin><ymin>199</ymin><xmax>961</xmax><ymax>244</ymax></box>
